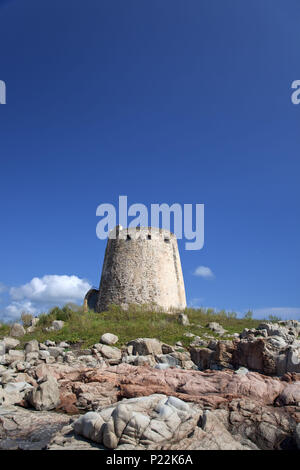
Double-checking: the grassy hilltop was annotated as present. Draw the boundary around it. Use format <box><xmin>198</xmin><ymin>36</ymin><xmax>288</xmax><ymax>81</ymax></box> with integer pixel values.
<box><xmin>0</xmin><ymin>304</ymin><xmax>269</xmax><ymax>349</ymax></box>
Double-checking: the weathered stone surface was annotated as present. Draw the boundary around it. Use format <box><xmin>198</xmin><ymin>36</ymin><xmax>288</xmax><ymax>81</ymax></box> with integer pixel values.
<box><xmin>95</xmin><ymin>227</ymin><xmax>187</xmax><ymax>312</ymax></box>
<box><xmin>276</xmin><ymin>382</ymin><xmax>300</xmax><ymax>406</ymax></box>
<box><xmin>188</xmin><ymin>322</ymin><xmax>300</xmax><ymax>376</ymax></box>
<box><xmin>48</xmin><ymin>347</ymin><xmax>64</xmax><ymax>358</ymax></box>
<box><xmin>0</xmin><ymin>356</ymin><xmax>299</xmax><ymax>451</ymax></box>
<box><xmin>0</xmin><ymin>388</ymin><xmax>24</xmax><ymax>406</ymax></box>
<box><xmin>73</xmin><ymin>394</ymin><xmax>199</xmax><ymax>449</ymax></box>
<box><xmin>0</xmin><ymin>405</ymin><xmax>72</xmax><ymax>450</ymax></box>
<box><xmin>34</xmin><ymin>363</ymin><xmax>287</xmax><ymax>414</ymax></box>
<box><xmin>39</xmin><ymin>350</ymin><xmax>50</xmax><ymax>360</ymax></box>
<box><xmin>127</xmin><ymin>338</ymin><xmax>163</xmax><ymax>356</ymax></box>
<box><xmin>4</xmin><ymin>381</ymin><xmax>33</xmax><ymax>393</ymax></box>
<box><xmin>2</xmin><ymin>350</ymin><xmax>25</xmax><ymax>365</ymax></box>
<box><xmin>51</xmin><ymin>390</ymin><xmax>299</xmax><ymax>450</ymax></box>
<box><xmin>93</xmin><ymin>344</ymin><xmax>121</xmax><ymax>363</ymax></box>
<box><xmin>24</xmin><ymin>340</ymin><xmax>39</xmax><ymax>354</ymax></box>
<box><xmin>9</xmin><ymin>324</ymin><xmax>26</xmax><ymax>337</ymax></box>
<box><xmin>257</xmin><ymin>322</ymin><xmax>298</xmax><ymax>343</ymax></box>
<box><xmin>28</xmin><ymin>376</ymin><xmax>60</xmax><ymax>411</ymax></box>
<box><xmin>100</xmin><ymin>333</ymin><xmax>118</xmax><ymax>345</ymax></box>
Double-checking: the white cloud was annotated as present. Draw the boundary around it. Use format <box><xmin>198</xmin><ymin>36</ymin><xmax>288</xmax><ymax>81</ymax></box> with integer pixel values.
<box><xmin>10</xmin><ymin>275</ymin><xmax>91</xmax><ymax>303</ymax></box>
<box><xmin>1</xmin><ymin>275</ymin><xmax>92</xmax><ymax>322</ymax></box>
<box><xmin>193</xmin><ymin>266</ymin><xmax>215</xmax><ymax>279</ymax></box>
<box><xmin>4</xmin><ymin>301</ymin><xmax>38</xmax><ymax>321</ymax></box>
<box><xmin>252</xmin><ymin>307</ymin><xmax>300</xmax><ymax>320</ymax></box>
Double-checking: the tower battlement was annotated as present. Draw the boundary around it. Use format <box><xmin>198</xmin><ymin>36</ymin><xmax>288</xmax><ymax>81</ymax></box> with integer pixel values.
<box><xmin>108</xmin><ymin>225</ymin><xmax>177</xmax><ymax>242</ymax></box>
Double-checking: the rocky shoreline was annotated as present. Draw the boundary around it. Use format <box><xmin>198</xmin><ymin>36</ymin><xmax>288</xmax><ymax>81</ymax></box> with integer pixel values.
<box><xmin>0</xmin><ymin>319</ymin><xmax>300</xmax><ymax>450</ymax></box>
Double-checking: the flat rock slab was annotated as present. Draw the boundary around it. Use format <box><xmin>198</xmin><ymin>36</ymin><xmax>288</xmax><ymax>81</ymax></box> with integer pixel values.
<box><xmin>0</xmin><ymin>405</ymin><xmax>72</xmax><ymax>450</ymax></box>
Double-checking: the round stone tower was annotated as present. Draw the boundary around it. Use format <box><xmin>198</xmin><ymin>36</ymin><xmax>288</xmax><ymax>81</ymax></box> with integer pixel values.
<box><xmin>95</xmin><ymin>226</ymin><xmax>187</xmax><ymax>312</ymax></box>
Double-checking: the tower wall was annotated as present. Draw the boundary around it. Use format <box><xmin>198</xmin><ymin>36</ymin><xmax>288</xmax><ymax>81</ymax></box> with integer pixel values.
<box><xmin>95</xmin><ymin>226</ymin><xmax>186</xmax><ymax>312</ymax></box>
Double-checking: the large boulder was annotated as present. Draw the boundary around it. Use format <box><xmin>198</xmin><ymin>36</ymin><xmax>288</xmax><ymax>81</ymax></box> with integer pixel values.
<box><xmin>3</xmin><ymin>337</ymin><xmax>20</xmax><ymax>351</ymax></box>
<box><xmin>74</xmin><ymin>394</ymin><xmax>200</xmax><ymax>449</ymax></box>
<box><xmin>10</xmin><ymin>323</ymin><xmax>26</xmax><ymax>337</ymax></box>
<box><xmin>2</xmin><ymin>350</ymin><xmax>25</xmax><ymax>366</ymax></box>
<box><xmin>127</xmin><ymin>338</ymin><xmax>163</xmax><ymax>356</ymax></box>
<box><xmin>28</xmin><ymin>376</ymin><xmax>60</xmax><ymax>411</ymax></box>
<box><xmin>93</xmin><ymin>344</ymin><xmax>121</xmax><ymax>364</ymax></box>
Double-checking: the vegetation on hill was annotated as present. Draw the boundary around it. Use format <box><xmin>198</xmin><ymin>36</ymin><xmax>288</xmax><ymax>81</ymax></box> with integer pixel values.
<box><xmin>0</xmin><ymin>304</ymin><xmax>268</xmax><ymax>349</ymax></box>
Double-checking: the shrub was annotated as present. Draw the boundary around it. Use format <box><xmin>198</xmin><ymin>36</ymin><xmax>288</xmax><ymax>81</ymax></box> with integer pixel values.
<box><xmin>21</xmin><ymin>312</ymin><xmax>33</xmax><ymax>327</ymax></box>
<box><xmin>244</xmin><ymin>310</ymin><xmax>253</xmax><ymax>320</ymax></box>
<box><xmin>268</xmin><ymin>314</ymin><xmax>282</xmax><ymax>322</ymax></box>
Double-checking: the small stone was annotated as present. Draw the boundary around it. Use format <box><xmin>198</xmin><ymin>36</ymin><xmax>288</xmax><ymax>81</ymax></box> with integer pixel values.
<box><xmin>100</xmin><ymin>333</ymin><xmax>119</xmax><ymax>345</ymax></box>
<box><xmin>178</xmin><ymin>313</ymin><xmax>190</xmax><ymax>326</ymax></box>
<box><xmin>26</xmin><ymin>326</ymin><xmax>36</xmax><ymax>333</ymax></box>
<box><xmin>235</xmin><ymin>367</ymin><xmax>249</xmax><ymax>375</ymax></box>
<box><xmin>58</xmin><ymin>342</ymin><xmax>70</xmax><ymax>348</ymax></box>
<box><xmin>155</xmin><ymin>354</ymin><xmax>179</xmax><ymax>367</ymax></box>
<box><xmin>206</xmin><ymin>322</ymin><xmax>227</xmax><ymax>336</ymax></box>
<box><xmin>48</xmin><ymin>347</ymin><xmax>64</xmax><ymax>358</ymax></box>
<box><xmin>155</xmin><ymin>363</ymin><xmax>171</xmax><ymax>370</ymax></box>
<box><xmin>26</xmin><ymin>352</ymin><xmax>40</xmax><ymax>362</ymax></box>
<box><xmin>184</xmin><ymin>332</ymin><xmax>195</xmax><ymax>338</ymax></box>
<box><xmin>51</xmin><ymin>320</ymin><xmax>65</xmax><ymax>331</ymax></box>
<box><xmin>161</xmin><ymin>343</ymin><xmax>175</xmax><ymax>354</ymax></box>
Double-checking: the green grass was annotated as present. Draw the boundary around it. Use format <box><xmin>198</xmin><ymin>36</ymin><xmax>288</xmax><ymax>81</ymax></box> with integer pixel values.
<box><xmin>0</xmin><ymin>323</ymin><xmax>10</xmax><ymax>338</ymax></box>
<box><xmin>0</xmin><ymin>304</ymin><xmax>262</xmax><ymax>350</ymax></box>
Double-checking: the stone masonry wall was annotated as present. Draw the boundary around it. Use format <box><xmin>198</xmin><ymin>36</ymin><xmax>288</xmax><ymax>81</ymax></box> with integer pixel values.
<box><xmin>95</xmin><ymin>226</ymin><xmax>186</xmax><ymax>312</ymax></box>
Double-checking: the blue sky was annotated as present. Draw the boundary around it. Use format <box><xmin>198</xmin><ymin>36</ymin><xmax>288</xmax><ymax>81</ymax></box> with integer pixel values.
<box><xmin>0</xmin><ymin>0</ymin><xmax>299</xmax><ymax>321</ymax></box>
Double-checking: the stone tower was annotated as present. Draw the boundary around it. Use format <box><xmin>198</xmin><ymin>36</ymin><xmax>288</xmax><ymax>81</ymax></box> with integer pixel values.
<box><xmin>90</xmin><ymin>226</ymin><xmax>186</xmax><ymax>312</ymax></box>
